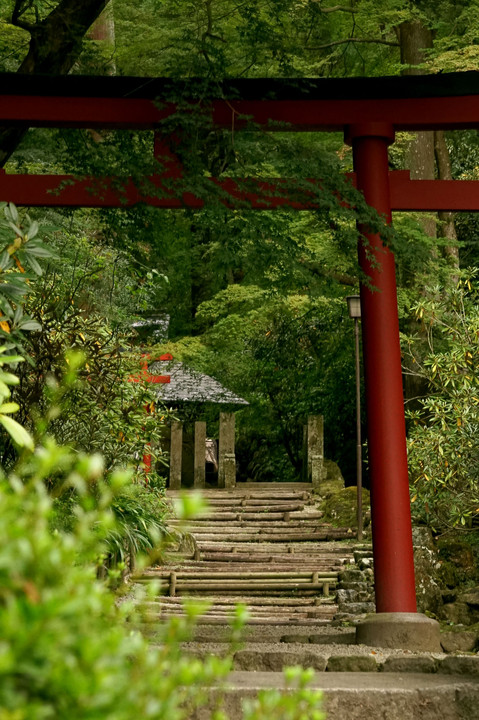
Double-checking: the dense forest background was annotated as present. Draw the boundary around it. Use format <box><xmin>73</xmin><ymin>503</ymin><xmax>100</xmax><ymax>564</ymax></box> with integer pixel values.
<box><xmin>0</xmin><ymin>0</ymin><xmax>477</xmax><ymax>533</ymax></box>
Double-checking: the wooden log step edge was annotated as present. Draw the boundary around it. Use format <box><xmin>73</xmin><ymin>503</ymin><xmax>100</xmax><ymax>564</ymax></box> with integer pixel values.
<box><xmin>187</xmin><ymin>534</ymin><xmax>351</xmax><ymax>542</ymax></box>
<box><xmin>149</xmin><ymin>596</ymin><xmax>324</xmax><ymax>606</ymax></box>
<box><xmin>141</xmin><ymin>571</ymin><xmax>338</xmax><ymax>580</ymax></box>
<box><xmin>196</xmin><ymin>546</ymin><xmax>354</xmax><ymax>555</ymax></box>
<box><xmin>156</xmin><ymin>581</ymin><xmax>335</xmax><ymax>591</ymax></box>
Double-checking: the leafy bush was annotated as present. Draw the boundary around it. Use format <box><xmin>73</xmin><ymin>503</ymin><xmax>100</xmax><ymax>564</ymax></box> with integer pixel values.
<box><xmin>0</xmin><ymin>202</ymin><xmax>50</xmax><ymax>352</ymax></box>
<box><xmin>0</xmin><ymin>347</ymin><xmax>324</xmax><ymax>719</ymax></box>
<box><xmin>405</xmin><ymin>271</ymin><xmax>479</xmax><ymax>530</ymax></box>
<box><xmin>0</xmin><ymin>450</ymin><xmax>231</xmax><ymax>719</ymax></box>
<box><xmin>13</xmin><ymin>307</ymin><xmax>167</xmax><ymax>474</ymax></box>
<box><xmin>0</xmin><ymin>439</ymin><xmax>324</xmax><ymax>719</ymax></box>
<box><xmin>107</xmin><ymin>482</ymin><xmax>170</xmax><ymax>566</ymax></box>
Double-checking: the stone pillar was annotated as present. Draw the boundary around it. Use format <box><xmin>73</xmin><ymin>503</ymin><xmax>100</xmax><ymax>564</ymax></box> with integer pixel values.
<box><xmin>302</xmin><ymin>424</ymin><xmax>308</xmax><ymax>481</ymax></box>
<box><xmin>218</xmin><ymin>412</ymin><xmax>235</xmax><ymax>488</ymax></box>
<box><xmin>223</xmin><ymin>453</ymin><xmax>236</xmax><ymax>489</ymax></box>
<box><xmin>169</xmin><ymin>421</ymin><xmax>183</xmax><ymax>490</ymax></box>
<box><xmin>307</xmin><ymin>415</ymin><xmax>324</xmax><ymax>493</ymax></box>
<box><xmin>194</xmin><ymin>420</ymin><xmax>206</xmax><ymax>489</ymax></box>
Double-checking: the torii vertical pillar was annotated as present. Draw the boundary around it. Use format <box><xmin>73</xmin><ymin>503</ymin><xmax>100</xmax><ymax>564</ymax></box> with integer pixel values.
<box><xmin>347</xmin><ymin>123</ymin><xmax>440</xmax><ymax>650</ymax></box>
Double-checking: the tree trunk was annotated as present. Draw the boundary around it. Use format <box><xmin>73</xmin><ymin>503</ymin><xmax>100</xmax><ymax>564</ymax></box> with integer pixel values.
<box><xmin>399</xmin><ymin>21</ymin><xmax>436</xmax><ymax>238</ymax></box>
<box><xmin>398</xmin><ymin>20</ymin><xmax>436</xmax><ymax>406</ymax></box>
<box><xmin>434</xmin><ymin>131</ymin><xmax>459</xmax><ymax>270</ymax></box>
<box><xmin>398</xmin><ymin>20</ymin><xmax>459</xmax><ymax>268</ymax></box>
<box><xmin>0</xmin><ymin>0</ymin><xmax>111</xmax><ymax>167</ymax></box>
<box><xmin>88</xmin><ymin>0</ymin><xmax>116</xmax><ymax>75</ymax></box>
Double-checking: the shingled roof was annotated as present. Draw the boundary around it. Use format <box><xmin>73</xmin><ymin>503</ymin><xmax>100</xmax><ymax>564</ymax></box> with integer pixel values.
<box><xmin>149</xmin><ymin>358</ymin><xmax>248</xmax><ymax>406</ymax></box>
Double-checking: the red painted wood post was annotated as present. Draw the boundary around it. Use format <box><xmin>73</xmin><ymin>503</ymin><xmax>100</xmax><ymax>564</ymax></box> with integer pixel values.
<box><xmin>347</xmin><ymin>123</ymin><xmax>417</xmax><ymax>613</ymax></box>
<box><xmin>128</xmin><ymin>354</ymin><xmax>171</xmax><ymax>478</ymax></box>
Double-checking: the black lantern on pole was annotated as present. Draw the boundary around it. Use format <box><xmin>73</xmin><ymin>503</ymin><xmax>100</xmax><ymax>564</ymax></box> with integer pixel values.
<box><xmin>346</xmin><ymin>295</ymin><xmax>363</xmax><ymax>540</ymax></box>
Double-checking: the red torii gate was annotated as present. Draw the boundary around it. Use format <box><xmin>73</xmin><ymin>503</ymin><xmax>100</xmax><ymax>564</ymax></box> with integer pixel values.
<box><xmin>3</xmin><ymin>70</ymin><xmax>479</xmax><ymax>647</ymax></box>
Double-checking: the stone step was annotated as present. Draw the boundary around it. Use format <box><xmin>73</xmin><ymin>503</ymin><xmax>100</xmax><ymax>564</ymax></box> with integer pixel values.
<box><xmin>150</xmin><ymin>599</ymin><xmax>335</xmax><ymax>611</ymax></box>
<box><xmin>140</xmin><ymin>613</ymin><xmax>336</xmax><ymax>626</ymax></box>
<box><xmin>150</xmin><ymin>600</ymin><xmax>335</xmax><ymax>610</ymax></box>
<box><xmin>154</xmin><ymin>603</ymin><xmax>335</xmax><ymax>616</ymax></box>
<box><xmin>185</xmin><ymin>670</ymin><xmax>479</xmax><ymax>720</ymax></box>
<box><xmin>177</xmin><ymin>644</ymin><xmax>479</xmax><ymax>675</ymax></box>
<box><xmin>154</xmin><ymin>610</ymin><xmax>337</xmax><ymax>623</ymax></box>
<box><xmin>149</xmin><ymin>612</ymin><xmax>336</xmax><ymax>623</ymax></box>
<box><xmin>149</xmin><ymin>594</ymin><xmax>330</xmax><ymax>607</ymax></box>
<box><xmin>182</xmin><ymin>627</ymin><xmax>355</xmax><ymax>644</ymax></box>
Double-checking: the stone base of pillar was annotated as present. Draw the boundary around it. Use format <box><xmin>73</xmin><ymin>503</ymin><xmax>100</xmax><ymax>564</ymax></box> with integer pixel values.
<box><xmin>356</xmin><ymin>612</ymin><xmax>441</xmax><ymax>652</ymax></box>
<box><xmin>311</xmin><ymin>453</ymin><xmax>323</xmax><ymax>494</ymax></box>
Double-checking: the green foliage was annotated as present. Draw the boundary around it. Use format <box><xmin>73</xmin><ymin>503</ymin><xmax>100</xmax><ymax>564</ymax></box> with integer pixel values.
<box><xmin>0</xmin><ymin>202</ymin><xmax>52</xmax><ymax>351</ymax></box>
<box><xmin>0</xmin><ymin>448</ymin><xmax>229</xmax><ymax>719</ymax></box>
<box><xmin>11</xmin><ymin>304</ymin><xmax>167</xmax><ymax>474</ymax></box>
<box><xmin>0</xmin><ymin>345</ymin><xmax>32</xmax><ymax>449</ymax></box>
<box><xmin>406</xmin><ymin>271</ymin><xmax>479</xmax><ymax>530</ymax></box>
<box><xmin>0</xmin><ymin>425</ymin><xmax>324</xmax><ymax>718</ymax></box>
<box><xmin>0</xmin><ymin>202</ymin><xmax>56</xmax><ymax>453</ymax></box>
<box><xmin>161</xmin><ymin>288</ymin><xmax>358</xmax><ymax>482</ymax></box>
<box><xmin>107</xmin><ymin>482</ymin><xmax>169</xmax><ymax>563</ymax></box>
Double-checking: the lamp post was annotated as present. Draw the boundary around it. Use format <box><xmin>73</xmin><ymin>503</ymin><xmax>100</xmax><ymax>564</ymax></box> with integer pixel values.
<box><xmin>346</xmin><ymin>295</ymin><xmax>363</xmax><ymax>541</ymax></box>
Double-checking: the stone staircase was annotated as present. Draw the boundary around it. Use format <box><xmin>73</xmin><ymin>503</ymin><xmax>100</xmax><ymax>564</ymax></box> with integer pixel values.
<box><xmin>133</xmin><ymin>483</ymin><xmax>479</xmax><ymax>720</ymax></box>
<box><xmin>138</xmin><ymin>483</ymin><xmax>357</xmax><ymax>627</ymax></box>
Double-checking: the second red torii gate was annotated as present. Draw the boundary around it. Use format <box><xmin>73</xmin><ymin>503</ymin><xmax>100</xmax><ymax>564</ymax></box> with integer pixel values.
<box><xmin>2</xmin><ymin>70</ymin><xmax>479</xmax><ymax>626</ymax></box>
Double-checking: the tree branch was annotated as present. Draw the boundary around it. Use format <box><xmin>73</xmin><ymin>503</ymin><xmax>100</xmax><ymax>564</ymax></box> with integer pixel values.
<box><xmin>306</xmin><ymin>37</ymin><xmax>399</xmax><ymax>50</ymax></box>
<box><xmin>0</xmin><ymin>0</ymin><xmax>111</xmax><ymax>167</ymax></box>
<box><xmin>302</xmin><ymin>259</ymin><xmax>357</xmax><ymax>286</ymax></box>
<box><xmin>11</xmin><ymin>0</ymin><xmax>35</xmax><ymax>31</ymax></box>
<box><xmin>310</xmin><ymin>3</ymin><xmax>358</xmax><ymax>13</ymax></box>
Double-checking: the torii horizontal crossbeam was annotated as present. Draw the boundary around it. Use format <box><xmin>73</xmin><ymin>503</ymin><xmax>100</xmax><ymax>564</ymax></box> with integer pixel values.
<box><xmin>2</xmin><ymin>170</ymin><xmax>479</xmax><ymax>212</ymax></box>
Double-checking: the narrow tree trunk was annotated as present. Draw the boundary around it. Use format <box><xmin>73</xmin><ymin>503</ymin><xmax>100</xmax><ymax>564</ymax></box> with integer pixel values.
<box><xmin>398</xmin><ymin>20</ymin><xmax>435</xmax><ymax>405</ymax></box>
<box><xmin>88</xmin><ymin>0</ymin><xmax>116</xmax><ymax>75</ymax></box>
<box><xmin>399</xmin><ymin>21</ymin><xmax>436</xmax><ymax>238</ymax></box>
<box><xmin>434</xmin><ymin>131</ymin><xmax>459</xmax><ymax>270</ymax></box>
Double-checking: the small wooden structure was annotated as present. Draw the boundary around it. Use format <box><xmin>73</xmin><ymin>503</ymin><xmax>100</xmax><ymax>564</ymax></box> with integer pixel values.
<box><xmin>149</xmin><ymin>356</ymin><xmax>248</xmax><ymax>489</ymax></box>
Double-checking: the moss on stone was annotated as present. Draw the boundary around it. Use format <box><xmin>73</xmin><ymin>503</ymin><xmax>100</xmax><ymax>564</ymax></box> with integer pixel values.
<box><xmin>320</xmin><ymin>486</ymin><xmax>371</xmax><ymax>529</ymax></box>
